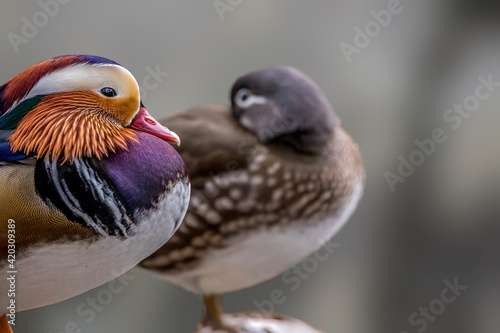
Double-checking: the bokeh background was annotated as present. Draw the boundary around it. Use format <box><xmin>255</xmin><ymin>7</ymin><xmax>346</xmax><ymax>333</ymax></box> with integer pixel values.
<box><xmin>1</xmin><ymin>0</ymin><xmax>499</xmax><ymax>332</ymax></box>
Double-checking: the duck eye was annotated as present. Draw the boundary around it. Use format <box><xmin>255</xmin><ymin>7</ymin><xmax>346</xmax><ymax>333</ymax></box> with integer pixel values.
<box><xmin>235</xmin><ymin>88</ymin><xmax>251</xmax><ymax>104</ymax></box>
<box><xmin>234</xmin><ymin>88</ymin><xmax>267</xmax><ymax>108</ymax></box>
<box><xmin>100</xmin><ymin>87</ymin><xmax>117</xmax><ymax>97</ymax></box>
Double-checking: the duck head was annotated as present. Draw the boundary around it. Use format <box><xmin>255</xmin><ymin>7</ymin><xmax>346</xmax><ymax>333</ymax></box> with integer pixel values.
<box><xmin>0</xmin><ymin>55</ymin><xmax>179</xmax><ymax>163</ymax></box>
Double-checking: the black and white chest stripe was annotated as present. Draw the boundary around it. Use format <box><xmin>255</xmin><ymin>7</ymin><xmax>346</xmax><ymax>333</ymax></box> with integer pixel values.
<box><xmin>35</xmin><ymin>157</ymin><xmax>134</xmax><ymax>238</ymax></box>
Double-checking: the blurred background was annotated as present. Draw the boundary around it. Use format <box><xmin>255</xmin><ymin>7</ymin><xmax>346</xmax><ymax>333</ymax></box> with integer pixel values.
<box><xmin>1</xmin><ymin>0</ymin><xmax>499</xmax><ymax>332</ymax></box>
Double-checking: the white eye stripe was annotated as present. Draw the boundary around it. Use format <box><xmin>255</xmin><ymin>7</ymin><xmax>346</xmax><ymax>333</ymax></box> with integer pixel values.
<box><xmin>7</xmin><ymin>64</ymin><xmax>134</xmax><ymax>113</ymax></box>
<box><xmin>234</xmin><ymin>88</ymin><xmax>267</xmax><ymax>108</ymax></box>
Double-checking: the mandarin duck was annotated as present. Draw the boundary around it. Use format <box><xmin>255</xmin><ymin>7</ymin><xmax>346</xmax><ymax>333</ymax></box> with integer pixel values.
<box><xmin>141</xmin><ymin>67</ymin><xmax>364</xmax><ymax>332</ymax></box>
<box><xmin>0</xmin><ymin>55</ymin><xmax>190</xmax><ymax>332</ymax></box>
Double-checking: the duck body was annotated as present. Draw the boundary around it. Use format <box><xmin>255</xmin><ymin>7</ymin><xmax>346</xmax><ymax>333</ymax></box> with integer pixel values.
<box><xmin>141</xmin><ymin>67</ymin><xmax>364</xmax><ymax>306</ymax></box>
<box><xmin>0</xmin><ymin>55</ymin><xmax>189</xmax><ymax>316</ymax></box>
<box><xmin>0</xmin><ymin>132</ymin><xmax>189</xmax><ymax>313</ymax></box>
<box><xmin>142</xmin><ymin>105</ymin><xmax>363</xmax><ymax>295</ymax></box>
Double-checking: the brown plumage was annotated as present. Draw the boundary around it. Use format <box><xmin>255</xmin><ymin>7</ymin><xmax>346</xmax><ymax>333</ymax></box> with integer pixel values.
<box><xmin>144</xmin><ymin>105</ymin><xmax>363</xmax><ymax>272</ymax></box>
<box><xmin>141</xmin><ymin>67</ymin><xmax>364</xmax><ymax>332</ymax></box>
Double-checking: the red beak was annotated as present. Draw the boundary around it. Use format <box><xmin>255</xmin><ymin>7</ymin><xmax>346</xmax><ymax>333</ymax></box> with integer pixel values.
<box><xmin>129</xmin><ymin>107</ymin><xmax>181</xmax><ymax>146</ymax></box>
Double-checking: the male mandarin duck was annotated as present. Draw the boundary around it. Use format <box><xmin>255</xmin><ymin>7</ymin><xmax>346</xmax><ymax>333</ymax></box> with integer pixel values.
<box><xmin>0</xmin><ymin>55</ymin><xmax>190</xmax><ymax>332</ymax></box>
<box><xmin>141</xmin><ymin>67</ymin><xmax>365</xmax><ymax>332</ymax></box>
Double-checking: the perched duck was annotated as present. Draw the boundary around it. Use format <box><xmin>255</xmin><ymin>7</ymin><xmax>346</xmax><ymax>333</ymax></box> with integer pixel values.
<box><xmin>0</xmin><ymin>55</ymin><xmax>190</xmax><ymax>332</ymax></box>
<box><xmin>141</xmin><ymin>67</ymin><xmax>364</xmax><ymax>331</ymax></box>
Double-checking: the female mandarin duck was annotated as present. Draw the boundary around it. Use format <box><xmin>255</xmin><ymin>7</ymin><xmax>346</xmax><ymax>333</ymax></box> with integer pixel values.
<box><xmin>0</xmin><ymin>55</ymin><xmax>190</xmax><ymax>332</ymax></box>
<box><xmin>141</xmin><ymin>67</ymin><xmax>364</xmax><ymax>332</ymax></box>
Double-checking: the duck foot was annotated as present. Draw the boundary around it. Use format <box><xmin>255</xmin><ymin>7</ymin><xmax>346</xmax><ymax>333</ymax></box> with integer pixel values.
<box><xmin>196</xmin><ymin>310</ymin><xmax>324</xmax><ymax>333</ymax></box>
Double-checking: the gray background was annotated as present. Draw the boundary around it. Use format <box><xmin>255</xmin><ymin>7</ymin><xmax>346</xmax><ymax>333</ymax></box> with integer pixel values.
<box><xmin>1</xmin><ymin>1</ymin><xmax>499</xmax><ymax>332</ymax></box>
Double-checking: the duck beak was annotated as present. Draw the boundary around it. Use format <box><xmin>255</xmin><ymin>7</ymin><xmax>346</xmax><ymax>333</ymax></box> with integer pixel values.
<box><xmin>129</xmin><ymin>107</ymin><xmax>181</xmax><ymax>146</ymax></box>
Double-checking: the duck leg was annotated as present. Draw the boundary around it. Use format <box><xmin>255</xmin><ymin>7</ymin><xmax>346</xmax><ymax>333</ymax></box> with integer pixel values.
<box><xmin>201</xmin><ymin>296</ymin><xmax>268</xmax><ymax>333</ymax></box>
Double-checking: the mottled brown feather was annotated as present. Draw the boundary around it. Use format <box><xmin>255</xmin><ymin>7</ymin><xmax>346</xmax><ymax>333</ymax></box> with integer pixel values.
<box><xmin>141</xmin><ymin>105</ymin><xmax>364</xmax><ymax>272</ymax></box>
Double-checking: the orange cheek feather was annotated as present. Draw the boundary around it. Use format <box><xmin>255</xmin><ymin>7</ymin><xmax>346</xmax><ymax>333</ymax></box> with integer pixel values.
<box><xmin>96</xmin><ymin>92</ymin><xmax>140</xmax><ymax>127</ymax></box>
<box><xmin>8</xmin><ymin>92</ymin><xmax>138</xmax><ymax>163</ymax></box>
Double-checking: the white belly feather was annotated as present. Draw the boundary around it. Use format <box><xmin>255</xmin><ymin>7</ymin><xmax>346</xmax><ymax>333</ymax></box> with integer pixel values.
<box><xmin>156</xmin><ymin>179</ymin><xmax>363</xmax><ymax>295</ymax></box>
<box><xmin>0</xmin><ymin>182</ymin><xmax>189</xmax><ymax>315</ymax></box>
